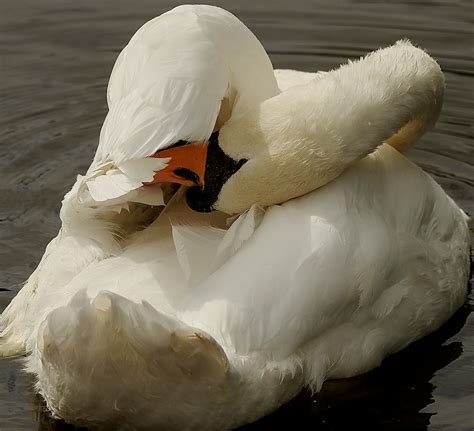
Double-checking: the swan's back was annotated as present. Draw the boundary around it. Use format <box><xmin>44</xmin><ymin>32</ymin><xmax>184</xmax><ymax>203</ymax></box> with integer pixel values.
<box><xmin>179</xmin><ymin>144</ymin><xmax>470</xmax><ymax>367</ymax></box>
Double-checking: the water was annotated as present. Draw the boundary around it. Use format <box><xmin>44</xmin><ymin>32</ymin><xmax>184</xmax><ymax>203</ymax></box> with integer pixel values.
<box><xmin>0</xmin><ymin>0</ymin><xmax>472</xmax><ymax>429</ymax></box>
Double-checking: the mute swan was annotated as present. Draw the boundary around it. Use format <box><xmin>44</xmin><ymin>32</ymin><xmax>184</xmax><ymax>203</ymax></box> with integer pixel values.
<box><xmin>0</xmin><ymin>5</ymin><xmax>470</xmax><ymax>430</ymax></box>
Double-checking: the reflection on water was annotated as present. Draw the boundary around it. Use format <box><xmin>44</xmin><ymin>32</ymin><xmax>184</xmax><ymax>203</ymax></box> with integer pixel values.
<box><xmin>0</xmin><ymin>0</ymin><xmax>473</xmax><ymax>430</ymax></box>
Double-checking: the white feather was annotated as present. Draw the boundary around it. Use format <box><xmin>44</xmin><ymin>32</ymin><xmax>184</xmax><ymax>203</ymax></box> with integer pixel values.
<box><xmin>85</xmin><ymin>4</ymin><xmax>279</xmax><ymax>204</ymax></box>
<box><xmin>117</xmin><ymin>156</ymin><xmax>170</xmax><ymax>183</ymax></box>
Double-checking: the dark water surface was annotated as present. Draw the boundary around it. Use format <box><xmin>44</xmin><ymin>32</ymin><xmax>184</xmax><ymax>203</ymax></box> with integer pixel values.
<box><xmin>0</xmin><ymin>0</ymin><xmax>473</xmax><ymax>429</ymax></box>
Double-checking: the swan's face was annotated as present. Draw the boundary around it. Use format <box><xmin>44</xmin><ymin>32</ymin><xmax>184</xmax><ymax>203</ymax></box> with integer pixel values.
<box><xmin>150</xmin><ymin>132</ymin><xmax>253</xmax><ymax>214</ymax></box>
<box><xmin>152</xmin><ymin>89</ymin><xmax>339</xmax><ymax>214</ymax></box>
<box><xmin>184</xmin><ymin>90</ymin><xmax>343</xmax><ymax>214</ymax></box>
<box><xmin>197</xmin><ymin>133</ymin><xmax>325</xmax><ymax>215</ymax></box>
<box><xmin>184</xmin><ymin>134</ymin><xmax>288</xmax><ymax>214</ymax></box>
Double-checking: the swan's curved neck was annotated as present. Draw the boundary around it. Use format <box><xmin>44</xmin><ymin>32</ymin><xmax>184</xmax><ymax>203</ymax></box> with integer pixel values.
<box><xmin>216</xmin><ymin>41</ymin><xmax>444</xmax><ymax>213</ymax></box>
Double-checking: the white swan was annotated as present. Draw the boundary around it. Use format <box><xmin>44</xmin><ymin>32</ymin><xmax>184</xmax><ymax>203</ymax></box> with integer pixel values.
<box><xmin>0</xmin><ymin>5</ymin><xmax>470</xmax><ymax>430</ymax></box>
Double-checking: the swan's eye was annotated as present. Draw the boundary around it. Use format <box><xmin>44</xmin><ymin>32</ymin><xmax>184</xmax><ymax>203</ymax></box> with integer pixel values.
<box><xmin>174</xmin><ymin>167</ymin><xmax>201</xmax><ymax>186</ymax></box>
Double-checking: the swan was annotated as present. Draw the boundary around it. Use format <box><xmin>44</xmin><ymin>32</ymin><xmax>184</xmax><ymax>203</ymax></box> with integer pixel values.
<box><xmin>0</xmin><ymin>5</ymin><xmax>470</xmax><ymax>430</ymax></box>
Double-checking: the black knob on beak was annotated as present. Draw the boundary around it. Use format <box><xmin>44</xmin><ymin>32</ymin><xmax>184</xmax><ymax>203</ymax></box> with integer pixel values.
<box><xmin>186</xmin><ymin>132</ymin><xmax>247</xmax><ymax>212</ymax></box>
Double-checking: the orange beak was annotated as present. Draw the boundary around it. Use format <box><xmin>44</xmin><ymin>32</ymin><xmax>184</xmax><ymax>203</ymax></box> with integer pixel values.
<box><xmin>145</xmin><ymin>142</ymin><xmax>208</xmax><ymax>187</ymax></box>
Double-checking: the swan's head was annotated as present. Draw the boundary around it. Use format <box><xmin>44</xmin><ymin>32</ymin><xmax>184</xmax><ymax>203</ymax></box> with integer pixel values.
<box><xmin>152</xmin><ymin>41</ymin><xmax>444</xmax><ymax>215</ymax></box>
<box><xmin>186</xmin><ymin>94</ymin><xmax>332</xmax><ymax>214</ymax></box>
<box><xmin>153</xmin><ymin>84</ymin><xmax>348</xmax><ymax>214</ymax></box>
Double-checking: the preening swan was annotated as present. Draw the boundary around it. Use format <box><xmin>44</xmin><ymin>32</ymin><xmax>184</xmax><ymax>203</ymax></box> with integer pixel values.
<box><xmin>0</xmin><ymin>5</ymin><xmax>470</xmax><ymax>430</ymax></box>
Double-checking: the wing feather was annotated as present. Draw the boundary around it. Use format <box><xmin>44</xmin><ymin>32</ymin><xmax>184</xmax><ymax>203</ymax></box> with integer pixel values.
<box><xmin>86</xmin><ymin>5</ymin><xmax>279</xmax><ymax>204</ymax></box>
<box><xmin>96</xmin><ymin>7</ymin><xmax>231</xmax><ymax>165</ymax></box>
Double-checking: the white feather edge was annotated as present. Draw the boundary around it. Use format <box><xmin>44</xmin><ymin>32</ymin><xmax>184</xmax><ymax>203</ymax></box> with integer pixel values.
<box><xmin>170</xmin><ymin>204</ymin><xmax>266</xmax><ymax>288</ymax></box>
<box><xmin>86</xmin><ymin>158</ymin><xmax>169</xmax><ymax>203</ymax></box>
<box><xmin>83</xmin><ymin>5</ymin><xmax>280</xmax><ymax>206</ymax></box>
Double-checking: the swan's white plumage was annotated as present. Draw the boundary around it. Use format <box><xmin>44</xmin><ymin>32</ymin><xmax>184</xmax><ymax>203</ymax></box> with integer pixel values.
<box><xmin>179</xmin><ymin>145</ymin><xmax>469</xmax><ymax>362</ymax></box>
<box><xmin>0</xmin><ymin>5</ymin><xmax>470</xmax><ymax>430</ymax></box>
<box><xmin>2</xmin><ymin>145</ymin><xmax>468</xmax><ymax>430</ymax></box>
<box><xmin>86</xmin><ymin>5</ymin><xmax>279</xmax><ymax>202</ymax></box>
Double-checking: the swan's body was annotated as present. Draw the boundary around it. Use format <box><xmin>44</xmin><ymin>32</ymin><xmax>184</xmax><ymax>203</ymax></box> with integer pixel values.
<box><xmin>0</xmin><ymin>5</ymin><xmax>470</xmax><ymax>430</ymax></box>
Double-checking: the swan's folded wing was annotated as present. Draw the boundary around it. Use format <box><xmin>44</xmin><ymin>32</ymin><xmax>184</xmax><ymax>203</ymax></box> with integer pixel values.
<box><xmin>85</xmin><ymin>5</ymin><xmax>280</xmax><ymax>203</ymax></box>
<box><xmin>84</xmin><ymin>7</ymin><xmax>235</xmax><ymax>203</ymax></box>
<box><xmin>83</xmin><ymin>11</ymin><xmax>229</xmax><ymax>203</ymax></box>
